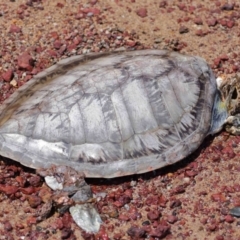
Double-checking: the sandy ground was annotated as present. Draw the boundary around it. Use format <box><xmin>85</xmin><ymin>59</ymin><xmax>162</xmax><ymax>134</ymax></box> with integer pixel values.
<box><xmin>0</xmin><ymin>0</ymin><xmax>240</xmax><ymax>239</ymax></box>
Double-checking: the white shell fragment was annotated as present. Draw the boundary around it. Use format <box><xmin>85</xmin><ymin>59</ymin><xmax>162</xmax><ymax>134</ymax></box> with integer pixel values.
<box><xmin>45</xmin><ymin>176</ymin><xmax>63</xmax><ymax>191</ymax></box>
<box><xmin>216</xmin><ymin>76</ymin><xmax>224</xmax><ymax>89</ymax></box>
<box><xmin>0</xmin><ymin>50</ymin><xmax>217</xmax><ymax>178</ymax></box>
<box><xmin>70</xmin><ymin>204</ymin><xmax>102</xmax><ymax>233</ymax></box>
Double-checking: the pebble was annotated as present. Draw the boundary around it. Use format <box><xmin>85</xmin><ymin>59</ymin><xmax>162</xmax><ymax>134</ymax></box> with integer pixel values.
<box><xmin>1</xmin><ymin>69</ymin><xmax>14</xmax><ymax>82</ymax></box>
<box><xmin>28</xmin><ymin>175</ymin><xmax>42</xmax><ymax>187</ymax></box>
<box><xmin>4</xmin><ymin>221</ymin><xmax>13</xmax><ymax>231</ymax></box>
<box><xmin>224</xmin><ymin>215</ymin><xmax>235</xmax><ymax>223</ymax></box>
<box><xmin>10</xmin><ymin>79</ymin><xmax>18</xmax><ymax>87</ymax></box>
<box><xmin>179</xmin><ymin>26</ymin><xmax>189</xmax><ymax>34</ymax></box>
<box><xmin>159</xmin><ymin>1</ymin><xmax>167</xmax><ymax>8</ymax></box>
<box><xmin>82</xmin><ymin>7</ymin><xmax>100</xmax><ymax>16</ymax></box>
<box><xmin>9</xmin><ymin>25</ymin><xmax>22</xmax><ymax>33</ymax></box>
<box><xmin>211</xmin><ymin>193</ymin><xmax>226</xmax><ymax>202</ymax></box>
<box><xmin>27</xmin><ymin>195</ymin><xmax>42</xmax><ymax>208</ymax></box>
<box><xmin>37</xmin><ymin>201</ymin><xmax>52</xmax><ymax>220</ymax></box>
<box><xmin>142</xmin><ymin>220</ymin><xmax>150</xmax><ymax>226</ymax></box>
<box><xmin>230</xmin><ymin>207</ymin><xmax>240</xmax><ymax>217</ymax></box>
<box><xmin>147</xmin><ymin>210</ymin><xmax>161</xmax><ymax>221</ymax></box>
<box><xmin>61</xmin><ymin>229</ymin><xmax>72</xmax><ymax>239</ymax></box>
<box><xmin>0</xmin><ymin>184</ymin><xmax>18</xmax><ymax>195</ymax></box>
<box><xmin>193</xmin><ymin>17</ymin><xmax>203</xmax><ymax>25</ymax></box>
<box><xmin>136</xmin><ymin>8</ymin><xmax>148</xmax><ymax>18</ymax></box>
<box><xmin>53</xmin><ymin>40</ymin><xmax>62</xmax><ymax>49</ymax></box>
<box><xmin>221</xmin><ymin>4</ymin><xmax>234</xmax><ymax>11</ymax></box>
<box><xmin>170</xmin><ymin>199</ymin><xmax>182</xmax><ymax>208</ymax></box>
<box><xmin>20</xmin><ymin>186</ymin><xmax>38</xmax><ymax>195</ymax></box>
<box><xmin>207</xmin><ymin>18</ymin><xmax>218</xmax><ymax>27</ymax></box>
<box><xmin>17</xmin><ymin>53</ymin><xmax>34</xmax><ymax>71</ymax></box>
<box><xmin>195</xmin><ymin>29</ymin><xmax>208</xmax><ymax>36</ymax></box>
<box><xmin>149</xmin><ymin>225</ymin><xmax>170</xmax><ymax>238</ymax></box>
<box><xmin>167</xmin><ymin>215</ymin><xmax>178</xmax><ymax>224</ymax></box>
<box><xmin>118</xmin><ymin>213</ymin><xmax>130</xmax><ymax>221</ymax></box>
<box><xmin>226</xmin><ymin>20</ymin><xmax>234</xmax><ymax>28</ymax></box>
<box><xmin>0</xmin><ymin>0</ymin><xmax>240</xmax><ymax>239</ymax></box>
<box><xmin>127</xmin><ymin>226</ymin><xmax>146</xmax><ymax>238</ymax></box>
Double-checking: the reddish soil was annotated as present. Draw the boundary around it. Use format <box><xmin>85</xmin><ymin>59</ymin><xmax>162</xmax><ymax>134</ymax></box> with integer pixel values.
<box><xmin>0</xmin><ymin>0</ymin><xmax>240</xmax><ymax>239</ymax></box>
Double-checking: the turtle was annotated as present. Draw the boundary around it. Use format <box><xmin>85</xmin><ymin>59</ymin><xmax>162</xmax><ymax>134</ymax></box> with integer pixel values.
<box><xmin>0</xmin><ymin>49</ymin><xmax>239</xmax><ymax>233</ymax></box>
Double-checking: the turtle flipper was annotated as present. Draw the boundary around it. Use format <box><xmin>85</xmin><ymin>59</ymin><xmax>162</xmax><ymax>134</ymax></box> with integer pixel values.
<box><xmin>225</xmin><ymin>114</ymin><xmax>240</xmax><ymax>135</ymax></box>
<box><xmin>37</xmin><ymin>165</ymin><xmax>102</xmax><ymax>233</ymax></box>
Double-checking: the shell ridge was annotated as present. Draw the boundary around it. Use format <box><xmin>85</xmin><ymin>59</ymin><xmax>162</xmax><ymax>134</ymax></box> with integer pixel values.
<box><xmin>160</xmin><ymin>74</ymin><xmax>182</xmax><ymax>141</ymax></box>
<box><xmin>140</xmin><ymin>75</ymin><xmax>160</xmax><ymax>131</ymax></box>
<box><xmin>113</xmin><ymin>66</ymin><xmax>136</xmax><ymax>161</ymax></box>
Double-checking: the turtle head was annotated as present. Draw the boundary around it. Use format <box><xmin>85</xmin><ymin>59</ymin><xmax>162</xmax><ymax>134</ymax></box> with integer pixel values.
<box><xmin>209</xmin><ymin>74</ymin><xmax>240</xmax><ymax>135</ymax></box>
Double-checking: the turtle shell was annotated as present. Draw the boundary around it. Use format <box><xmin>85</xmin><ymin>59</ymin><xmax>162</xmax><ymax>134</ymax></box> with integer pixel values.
<box><xmin>0</xmin><ymin>50</ymin><xmax>216</xmax><ymax>178</ymax></box>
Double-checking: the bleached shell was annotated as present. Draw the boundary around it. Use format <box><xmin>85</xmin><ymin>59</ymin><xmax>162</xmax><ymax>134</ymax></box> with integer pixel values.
<box><xmin>0</xmin><ymin>50</ymin><xmax>216</xmax><ymax>178</ymax></box>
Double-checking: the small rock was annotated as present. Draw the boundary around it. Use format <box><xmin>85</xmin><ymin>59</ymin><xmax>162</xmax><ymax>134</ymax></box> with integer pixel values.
<box><xmin>17</xmin><ymin>52</ymin><xmax>34</xmax><ymax>71</ymax></box>
<box><xmin>193</xmin><ymin>17</ymin><xmax>203</xmax><ymax>25</ymax></box>
<box><xmin>220</xmin><ymin>207</ymin><xmax>229</xmax><ymax>215</ymax></box>
<box><xmin>142</xmin><ymin>220</ymin><xmax>150</xmax><ymax>226</ymax></box>
<box><xmin>20</xmin><ymin>186</ymin><xmax>38</xmax><ymax>195</ymax></box>
<box><xmin>170</xmin><ymin>199</ymin><xmax>182</xmax><ymax>208</ymax></box>
<box><xmin>225</xmin><ymin>215</ymin><xmax>235</xmax><ymax>223</ymax></box>
<box><xmin>221</xmin><ymin>4</ymin><xmax>234</xmax><ymax>11</ymax></box>
<box><xmin>58</xmin><ymin>45</ymin><xmax>67</xmax><ymax>55</ymax></box>
<box><xmin>27</xmin><ymin>195</ymin><xmax>42</xmax><ymax>208</ymax></box>
<box><xmin>185</xmin><ymin>170</ymin><xmax>197</xmax><ymax>177</ymax></box>
<box><xmin>159</xmin><ymin>1</ymin><xmax>167</xmax><ymax>8</ymax></box>
<box><xmin>56</xmin><ymin>2</ymin><xmax>64</xmax><ymax>8</ymax></box>
<box><xmin>0</xmin><ymin>184</ymin><xmax>18</xmax><ymax>195</ymax></box>
<box><xmin>211</xmin><ymin>193</ymin><xmax>226</xmax><ymax>202</ymax></box>
<box><xmin>177</xmin><ymin>3</ymin><xmax>186</xmax><ymax>11</ymax></box>
<box><xmin>172</xmin><ymin>184</ymin><xmax>186</xmax><ymax>194</ymax></box>
<box><xmin>114</xmin><ymin>195</ymin><xmax>131</xmax><ymax>207</ymax></box>
<box><xmin>9</xmin><ymin>25</ymin><xmax>22</xmax><ymax>33</ymax></box>
<box><xmin>62</xmin><ymin>213</ymin><xmax>73</xmax><ymax>228</ymax></box>
<box><xmin>1</xmin><ymin>83</ymin><xmax>11</xmax><ymax>92</ymax></box>
<box><xmin>28</xmin><ymin>175</ymin><xmax>42</xmax><ymax>187</ymax></box>
<box><xmin>89</xmin><ymin>0</ymin><xmax>98</xmax><ymax>5</ymax></box>
<box><xmin>37</xmin><ymin>201</ymin><xmax>53</xmax><ymax>220</ymax></box>
<box><xmin>167</xmin><ymin>215</ymin><xmax>178</xmax><ymax>224</ymax></box>
<box><xmin>213</xmin><ymin>57</ymin><xmax>221</xmax><ymax>67</ymax></box>
<box><xmin>207</xmin><ymin>223</ymin><xmax>217</xmax><ymax>231</ymax></box>
<box><xmin>230</xmin><ymin>207</ymin><xmax>240</xmax><ymax>217</ymax></box>
<box><xmin>226</xmin><ymin>20</ymin><xmax>234</xmax><ymax>28</ymax></box>
<box><xmin>4</xmin><ymin>221</ymin><xmax>13</xmax><ymax>231</ymax></box>
<box><xmin>82</xmin><ymin>7</ymin><xmax>100</xmax><ymax>16</ymax></box>
<box><xmin>159</xmin><ymin>195</ymin><xmax>168</xmax><ymax>207</ymax></box>
<box><xmin>195</xmin><ymin>29</ymin><xmax>208</xmax><ymax>37</ymax></box>
<box><xmin>215</xmin><ymin>236</ymin><xmax>224</xmax><ymax>240</ymax></box>
<box><xmin>101</xmin><ymin>205</ymin><xmax>119</xmax><ymax>218</ymax></box>
<box><xmin>52</xmin><ymin>218</ymin><xmax>64</xmax><ymax>230</ymax></box>
<box><xmin>10</xmin><ymin>79</ymin><xmax>18</xmax><ymax>87</ymax></box>
<box><xmin>149</xmin><ymin>225</ymin><xmax>170</xmax><ymax>238</ymax></box>
<box><xmin>136</xmin><ymin>8</ymin><xmax>147</xmax><ymax>18</ymax></box>
<box><xmin>179</xmin><ymin>26</ymin><xmax>189</xmax><ymax>34</ymax></box>
<box><xmin>118</xmin><ymin>213</ymin><xmax>130</xmax><ymax>221</ymax></box>
<box><xmin>61</xmin><ymin>228</ymin><xmax>72</xmax><ymax>239</ymax></box>
<box><xmin>2</xmin><ymin>69</ymin><xmax>14</xmax><ymax>82</ymax></box>
<box><xmin>207</xmin><ymin>18</ymin><xmax>217</xmax><ymax>27</ymax></box>
<box><xmin>147</xmin><ymin>210</ymin><xmax>161</xmax><ymax>221</ymax></box>
<box><xmin>53</xmin><ymin>40</ymin><xmax>62</xmax><ymax>49</ymax></box>
<box><xmin>125</xmin><ymin>39</ymin><xmax>137</xmax><ymax>47</ymax></box>
<box><xmin>127</xmin><ymin>226</ymin><xmax>146</xmax><ymax>238</ymax></box>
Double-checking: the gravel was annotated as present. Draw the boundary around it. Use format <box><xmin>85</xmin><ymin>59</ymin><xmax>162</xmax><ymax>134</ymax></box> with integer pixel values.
<box><xmin>0</xmin><ymin>0</ymin><xmax>240</xmax><ymax>239</ymax></box>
